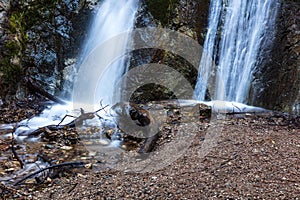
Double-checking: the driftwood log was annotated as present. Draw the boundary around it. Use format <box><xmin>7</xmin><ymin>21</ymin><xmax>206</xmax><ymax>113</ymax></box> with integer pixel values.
<box><xmin>22</xmin><ymin>111</ymin><xmax>96</xmax><ymax>138</ymax></box>
<box><xmin>24</xmin><ymin>77</ymin><xmax>66</xmax><ymax>105</ymax></box>
<box><xmin>129</xmin><ymin>102</ymin><xmax>158</xmax><ymax>153</ymax></box>
<box><xmin>111</xmin><ymin>102</ymin><xmax>157</xmax><ymax>153</ymax></box>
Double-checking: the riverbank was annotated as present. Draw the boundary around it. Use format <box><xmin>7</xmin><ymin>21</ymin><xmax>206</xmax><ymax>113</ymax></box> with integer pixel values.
<box><xmin>1</xmin><ymin>101</ymin><xmax>299</xmax><ymax>199</ymax></box>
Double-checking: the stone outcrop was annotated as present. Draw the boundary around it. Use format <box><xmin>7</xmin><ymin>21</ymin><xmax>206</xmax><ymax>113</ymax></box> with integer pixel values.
<box><xmin>250</xmin><ymin>0</ymin><xmax>300</xmax><ymax>114</ymax></box>
<box><xmin>129</xmin><ymin>0</ymin><xmax>209</xmax><ymax>103</ymax></box>
<box><xmin>0</xmin><ymin>0</ymin><xmax>96</xmax><ymax>100</ymax></box>
<box><xmin>0</xmin><ymin>0</ymin><xmax>12</xmax><ymax>98</ymax></box>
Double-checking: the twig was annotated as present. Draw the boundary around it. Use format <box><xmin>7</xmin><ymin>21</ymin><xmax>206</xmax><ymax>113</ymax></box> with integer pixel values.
<box><xmin>209</xmin><ymin>154</ymin><xmax>239</xmax><ymax>173</ymax></box>
<box><xmin>95</xmin><ymin>105</ymin><xmax>109</xmax><ymax>113</ymax></box>
<box><xmin>68</xmin><ymin>183</ymin><xmax>78</xmax><ymax>193</ymax></box>
<box><xmin>58</xmin><ymin>114</ymin><xmax>77</xmax><ymax>126</ymax></box>
<box><xmin>58</xmin><ymin>105</ymin><xmax>109</xmax><ymax>126</ymax></box>
<box><xmin>11</xmin><ymin>125</ymin><xmax>24</xmax><ymax>169</ymax></box>
<box><xmin>220</xmin><ymin>154</ymin><xmax>238</xmax><ymax>167</ymax></box>
<box><xmin>225</xmin><ymin>111</ymin><xmax>265</xmax><ymax>115</ymax></box>
<box><xmin>232</xmin><ymin>103</ymin><xmax>242</xmax><ymax>112</ymax></box>
<box><xmin>13</xmin><ymin>161</ymin><xmax>87</xmax><ymax>186</ymax></box>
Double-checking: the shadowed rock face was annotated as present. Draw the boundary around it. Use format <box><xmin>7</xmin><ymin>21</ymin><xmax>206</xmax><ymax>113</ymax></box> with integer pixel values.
<box><xmin>129</xmin><ymin>0</ymin><xmax>209</xmax><ymax>104</ymax></box>
<box><xmin>250</xmin><ymin>0</ymin><xmax>300</xmax><ymax>114</ymax></box>
<box><xmin>143</xmin><ymin>0</ymin><xmax>209</xmax><ymax>45</ymax></box>
<box><xmin>0</xmin><ymin>0</ymin><xmax>12</xmax><ymax>97</ymax></box>
<box><xmin>0</xmin><ymin>0</ymin><xmax>95</xmax><ymax>99</ymax></box>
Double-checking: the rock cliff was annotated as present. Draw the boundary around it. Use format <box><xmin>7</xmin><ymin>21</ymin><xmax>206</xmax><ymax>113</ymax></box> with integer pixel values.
<box><xmin>251</xmin><ymin>0</ymin><xmax>300</xmax><ymax>114</ymax></box>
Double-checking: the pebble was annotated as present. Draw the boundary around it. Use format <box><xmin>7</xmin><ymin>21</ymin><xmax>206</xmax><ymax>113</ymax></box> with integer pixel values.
<box><xmin>60</xmin><ymin>146</ymin><xmax>73</xmax><ymax>150</ymax></box>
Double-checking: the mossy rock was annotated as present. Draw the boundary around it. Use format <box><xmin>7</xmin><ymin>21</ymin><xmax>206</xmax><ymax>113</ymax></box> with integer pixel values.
<box><xmin>144</xmin><ymin>0</ymin><xmax>179</xmax><ymax>26</ymax></box>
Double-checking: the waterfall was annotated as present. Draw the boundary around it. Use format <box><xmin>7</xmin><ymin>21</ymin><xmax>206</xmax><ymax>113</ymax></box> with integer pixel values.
<box><xmin>74</xmin><ymin>0</ymin><xmax>139</xmax><ymax>109</ymax></box>
<box><xmin>194</xmin><ymin>0</ymin><xmax>278</xmax><ymax>103</ymax></box>
<box><xmin>7</xmin><ymin>0</ymin><xmax>140</xmax><ymax>140</ymax></box>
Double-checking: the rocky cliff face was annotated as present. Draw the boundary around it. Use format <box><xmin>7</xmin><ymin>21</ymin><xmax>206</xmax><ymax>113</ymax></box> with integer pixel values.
<box><xmin>0</xmin><ymin>0</ymin><xmax>97</xmax><ymax>100</ymax></box>
<box><xmin>0</xmin><ymin>0</ymin><xmax>12</xmax><ymax>98</ymax></box>
<box><xmin>250</xmin><ymin>0</ymin><xmax>300</xmax><ymax>114</ymax></box>
<box><xmin>129</xmin><ymin>0</ymin><xmax>209</xmax><ymax>103</ymax></box>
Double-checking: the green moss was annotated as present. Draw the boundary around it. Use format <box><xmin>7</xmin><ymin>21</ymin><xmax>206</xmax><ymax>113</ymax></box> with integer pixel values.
<box><xmin>145</xmin><ymin>0</ymin><xmax>180</xmax><ymax>26</ymax></box>
<box><xmin>0</xmin><ymin>11</ymin><xmax>27</xmax><ymax>85</ymax></box>
<box><xmin>9</xmin><ymin>12</ymin><xmax>24</xmax><ymax>33</ymax></box>
<box><xmin>21</xmin><ymin>0</ymin><xmax>62</xmax><ymax>28</ymax></box>
<box><xmin>0</xmin><ymin>58</ymin><xmax>23</xmax><ymax>84</ymax></box>
<box><xmin>6</xmin><ymin>41</ymin><xmax>19</xmax><ymax>52</ymax></box>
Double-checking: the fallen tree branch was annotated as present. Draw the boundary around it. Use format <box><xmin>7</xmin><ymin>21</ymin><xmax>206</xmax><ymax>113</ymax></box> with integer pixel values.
<box><xmin>13</xmin><ymin>161</ymin><xmax>87</xmax><ymax>186</ymax></box>
<box><xmin>22</xmin><ymin>106</ymin><xmax>108</xmax><ymax>138</ymax></box>
<box><xmin>208</xmin><ymin>154</ymin><xmax>239</xmax><ymax>173</ymax></box>
<box><xmin>24</xmin><ymin>77</ymin><xmax>66</xmax><ymax>105</ymax></box>
<box><xmin>225</xmin><ymin>111</ymin><xmax>268</xmax><ymax>115</ymax></box>
<box><xmin>68</xmin><ymin>183</ymin><xmax>78</xmax><ymax>194</ymax></box>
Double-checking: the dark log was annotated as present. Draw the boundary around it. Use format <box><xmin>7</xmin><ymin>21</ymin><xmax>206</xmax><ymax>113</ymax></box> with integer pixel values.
<box><xmin>25</xmin><ymin>112</ymin><xmax>96</xmax><ymax>137</ymax></box>
<box><xmin>22</xmin><ymin>106</ymin><xmax>108</xmax><ymax>138</ymax></box>
<box><xmin>24</xmin><ymin>77</ymin><xmax>66</xmax><ymax>105</ymax></box>
<box><xmin>129</xmin><ymin>102</ymin><xmax>152</xmax><ymax>126</ymax></box>
<box><xmin>138</xmin><ymin>133</ymin><xmax>159</xmax><ymax>153</ymax></box>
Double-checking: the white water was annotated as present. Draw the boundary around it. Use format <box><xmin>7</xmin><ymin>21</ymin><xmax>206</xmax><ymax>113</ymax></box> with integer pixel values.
<box><xmin>194</xmin><ymin>0</ymin><xmax>278</xmax><ymax>103</ymax></box>
<box><xmin>77</xmin><ymin>0</ymin><xmax>139</xmax><ymax>106</ymax></box>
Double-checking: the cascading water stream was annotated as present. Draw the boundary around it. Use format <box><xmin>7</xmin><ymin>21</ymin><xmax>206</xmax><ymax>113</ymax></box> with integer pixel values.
<box><xmin>194</xmin><ymin>0</ymin><xmax>278</xmax><ymax>103</ymax></box>
<box><xmin>75</xmin><ymin>0</ymin><xmax>139</xmax><ymax>108</ymax></box>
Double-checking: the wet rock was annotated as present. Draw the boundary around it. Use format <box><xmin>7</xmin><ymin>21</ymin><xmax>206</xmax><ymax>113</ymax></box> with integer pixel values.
<box><xmin>0</xmin><ymin>0</ymin><xmax>95</xmax><ymax>100</ymax></box>
<box><xmin>129</xmin><ymin>1</ymin><xmax>209</xmax><ymax>104</ymax></box>
<box><xmin>250</xmin><ymin>1</ymin><xmax>300</xmax><ymax>114</ymax></box>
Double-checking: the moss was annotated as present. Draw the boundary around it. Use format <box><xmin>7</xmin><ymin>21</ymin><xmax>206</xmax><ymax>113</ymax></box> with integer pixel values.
<box><xmin>0</xmin><ymin>58</ymin><xmax>23</xmax><ymax>85</ymax></box>
<box><xmin>20</xmin><ymin>0</ymin><xmax>62</xmax><ymax>29</ymax></box>
<box><xmin>0</xmin><ymin>0</ymin><xmax>62</xmax><ymax>92</ymax></box>
<box><xmin>5</xmin><ymin>40</ymin><xmax>19</xmax><ymax>53</ymax></box>
<box><xmin>0</xmin><ymin>11</ymin><xmax>27</xmax><ymax>85</ymax></box>
<box><xmin>145</xmin><ymin>0</ymin><xmax>180</xmax><ymax>26</ymax></box>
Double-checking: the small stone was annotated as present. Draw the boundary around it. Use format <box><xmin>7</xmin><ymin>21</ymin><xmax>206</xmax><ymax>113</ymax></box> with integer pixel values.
<box><xmin>85</xmin><ymin>163</ymin><xmax>92</xmax><ymax>169</ymax></box>
<box><xmin>77</xmin><ymin>173</ymin><xmax>86</xmax><ymax>178</ymax></box>
<box><xmin>45</xmin><ymin>177</ymin><xmax>52</xmax><ymax>183</ymax></box>
<box><xmin>5</xmin><ymin>168</ymin><xmax>15</xmax><ymax>172</ymax></box>
<box><xmin>60</xmin><ymin>146</ymin><xmax>73</xmax><ymax>150</ymax></box>
<box><xmin>45</xmin><ymin>144</ymin><xmax>54</xmax><ymax>149</ymax></box>
<box><xmin>88</xmin><ymin>151</ymin><xmax>97</xmax><ymax>156</ymax></box>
